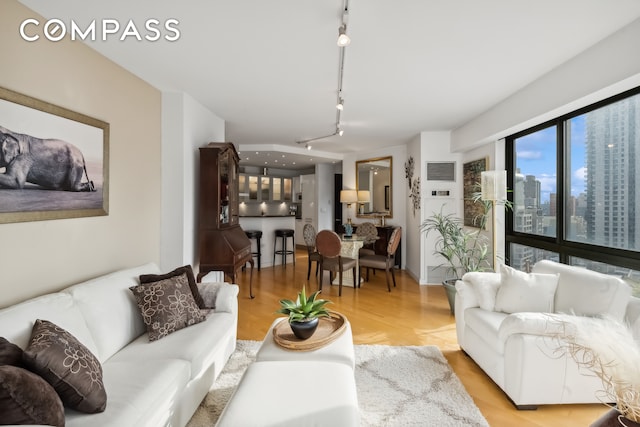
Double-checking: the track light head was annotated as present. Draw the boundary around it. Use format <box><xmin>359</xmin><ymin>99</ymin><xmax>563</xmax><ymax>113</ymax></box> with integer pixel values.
<box><xmin>339</xmin><ymin>128</ymin><xmax>344</xmax><ymax>136</ymax></box>
<box><xmin>306</xmin><ymin>143</ymin><xmax>312</xmax><ymax>150</ymax></box>
<box><xmin>336</xmin><ymin>98</ymin><xmax>344</xmax><ymax>110</ymax></box>
<box><xmin>337</xmin><ymin>25</ymin><xmax>350</xmax><ymax>46</ymax></box>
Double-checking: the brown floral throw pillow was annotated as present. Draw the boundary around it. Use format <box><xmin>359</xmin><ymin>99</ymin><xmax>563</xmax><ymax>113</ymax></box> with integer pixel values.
<box><xmin>0</xmin><ymin>365</ymin><xmax>65</xmax><ymax>427</ymax></box>
<box><xmin>22</xmin><ymin>319</ymin><xmax>107</xmax><ymax>414</ymax></box>
<box><xmin>130</xmin><ymin>272</ymin><xmax>206</xmax><ymax>342</ymax></box>
<box><xmin>139</xmin><ymin>264</ymin><xmax>206</xmax><ymax>308</ymax></box>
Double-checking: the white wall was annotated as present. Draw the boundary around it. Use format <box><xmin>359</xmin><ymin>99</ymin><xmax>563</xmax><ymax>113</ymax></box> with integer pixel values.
<box><xmin>404</xmin><ymin>135</ymin><xmax>422</xmax><ymax>281</ymax></box>
<box><xmin>418</xmin><ymin>132</ymin><xmax>460</xmax><ymax>284</ymax></box>
<box><xmin>343</xmin><ymin>144</ymin><xmax>407</xmax><ymax>268</ymax></box>
<box><xmin>452</xmin><ymin>18</ymin><xmax>640</xmax><ymax>151</ymax></box>
<box><xmin>161</xmin><ymin>92</ymin><xmax>225</xmax><ymax>271</ymax></box>
<box><xmin>1</xmin><ymin>1</ymin><xmax>162</xmax><ymax>307</ymax></box>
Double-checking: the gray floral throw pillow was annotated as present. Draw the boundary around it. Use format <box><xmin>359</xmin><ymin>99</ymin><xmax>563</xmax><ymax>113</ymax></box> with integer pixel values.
<box><xmin>22</xmin><ymin>319</ymin><xmax>107</xmax><ymax>413</ymax></box>
<box><xmin>130</xmin><ymin>272</ymin><xmax>206</xmax><ymax>342</ymax></box>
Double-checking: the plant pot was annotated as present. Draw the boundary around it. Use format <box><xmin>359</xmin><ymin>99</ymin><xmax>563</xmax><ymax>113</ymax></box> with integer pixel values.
<box><xmin>590</xmin><ymin>408</ymin><xmax>640</xmax><ymax>427</ymax></box>
<box><xmin>442</xmin><ymin>279</ymin><xmax>457</xmax><ymax>316</ymax></box>
<box><xmin>289</xmin><ymin>318</ymin><xmax>319</xmax><ymax>340</ymax></box>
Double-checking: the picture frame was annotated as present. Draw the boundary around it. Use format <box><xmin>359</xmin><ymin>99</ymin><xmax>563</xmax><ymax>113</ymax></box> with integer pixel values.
<box><xmin>463</xmin><ymin>157</ymin><xmax>488</xmax><ymax>227</ymax></box>
<box><xmin>0</xmin><ymin>86</ymin><xmax>109</xmax><ymax>224</ymax></box>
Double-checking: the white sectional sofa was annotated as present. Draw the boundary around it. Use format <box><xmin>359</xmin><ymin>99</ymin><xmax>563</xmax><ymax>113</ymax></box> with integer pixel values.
<box><xmin>0</xmin><ymin>263</ymin><xmax>239</xmax><ymax>427</ymax></box>
<box><xmin>455</xmin><ymin>260</ymin><xmax>640</xmax><ymax>409</ymax></box>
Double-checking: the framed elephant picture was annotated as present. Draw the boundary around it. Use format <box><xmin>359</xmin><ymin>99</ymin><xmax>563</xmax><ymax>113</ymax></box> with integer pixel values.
<box><xmin>0</xmin><ymin>86</ymin><xmax>109</xmax><ymax>224</ymax></box>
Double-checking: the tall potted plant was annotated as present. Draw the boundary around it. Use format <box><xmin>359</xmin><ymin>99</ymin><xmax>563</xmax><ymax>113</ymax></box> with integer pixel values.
<box><xmin>420</xmin><ymin>188</ymin><xmax>510</xmax><ymax>314</ymax></box>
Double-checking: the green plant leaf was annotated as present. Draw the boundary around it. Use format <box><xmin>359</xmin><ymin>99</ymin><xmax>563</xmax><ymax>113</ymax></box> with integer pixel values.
<box><xmin>277</xmin><ymin>285</ymin><xmax>333</xmax><ymax>321</ymax></box>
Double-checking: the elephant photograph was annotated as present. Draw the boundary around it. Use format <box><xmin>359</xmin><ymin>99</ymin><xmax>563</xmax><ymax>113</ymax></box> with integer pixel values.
<box><xmin>0</xmin><ymin>126</ymin><xmax>96</xmax><ymax>192</ymax></box>
<box><xmin>0</xmin><ymin>87</ymin><xmax>108</xmax><ymax>223</ymax></box>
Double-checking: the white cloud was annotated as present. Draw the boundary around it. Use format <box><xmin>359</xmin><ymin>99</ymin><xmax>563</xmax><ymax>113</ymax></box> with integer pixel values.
<box><xmin>517</xmin><ymin>151</ymin><xmax>542</xmax><ymax>160</ymax></box>
<box><xmin>574</xmin><ymin>166</ymin><xmax>587</xmax><ymax>180</ymax></box>
<box><xmin>537</xmin><ymin>175</ymin><xmax>556</xmax><ymax>194</ymax></box>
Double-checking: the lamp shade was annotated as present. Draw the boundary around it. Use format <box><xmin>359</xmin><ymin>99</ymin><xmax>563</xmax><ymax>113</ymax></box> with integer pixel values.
<box><xmin>481</xmin><ymin>170</ymin><xmax>507</xmax><ymax>201</ymax></box>
<box><xmin>340</xmin><ymin>190</ymin><xmax>358</xmax><ymax>203</ymax></box>
<box><xmin>357</xmin><ymin>190</ymin><xmax>370</xmax><ymax>202</ymax></box>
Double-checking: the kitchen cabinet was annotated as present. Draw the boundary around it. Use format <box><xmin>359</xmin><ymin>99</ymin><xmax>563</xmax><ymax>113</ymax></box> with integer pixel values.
<box><xmin>239</xmin><ymin>174</ymin><xmax>293</xmax><ymax>202</ymax></box>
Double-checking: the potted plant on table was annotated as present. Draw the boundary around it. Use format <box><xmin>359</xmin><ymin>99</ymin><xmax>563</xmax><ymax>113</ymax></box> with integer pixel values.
<box><xmin>276</xmin><ymin>285</ymin><xmax>332</xmax><ymax>340</ymax></box>
<box><xmin>420</xmin><ymin>188</ymin><xmax>511</xmax><ymax>315</ymax></box>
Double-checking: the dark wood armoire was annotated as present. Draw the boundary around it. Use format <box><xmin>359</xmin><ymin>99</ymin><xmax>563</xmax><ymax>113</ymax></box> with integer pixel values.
<box><xmin>197</xmin><ymin>142</ymin><xmax>254</xmax><ymax>298</ymax></box>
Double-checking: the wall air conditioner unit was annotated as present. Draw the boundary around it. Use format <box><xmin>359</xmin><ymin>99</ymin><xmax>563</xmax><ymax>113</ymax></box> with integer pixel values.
<box><xmin>426</xmin><ymin>162</ymin><xmax>455</xmax><ymax>181</ymax></box>
<box><xmin>426</xmin><ymin>161</ymin><xmax>456</xmax><ymax>199</ymax></box>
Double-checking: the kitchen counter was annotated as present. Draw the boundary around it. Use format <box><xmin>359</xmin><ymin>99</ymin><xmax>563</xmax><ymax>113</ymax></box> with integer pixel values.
<box><xmin>239</xmin><ymin>216</ymin><xmax>297</xmax><ymax>268</ymax></box>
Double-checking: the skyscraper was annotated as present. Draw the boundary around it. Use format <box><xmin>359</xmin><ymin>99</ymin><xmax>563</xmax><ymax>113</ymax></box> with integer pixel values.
<box><xmin>585</xmin><ymin>94</ymin><xmax>640</xmax><ymax>250</ymax></box>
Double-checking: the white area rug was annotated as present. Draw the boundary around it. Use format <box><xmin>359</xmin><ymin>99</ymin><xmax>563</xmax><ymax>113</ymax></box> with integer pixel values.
<box><xmin>187</xmin><ymin>340</ymin><xmax>489</xmax><ymax>427</ymax></box>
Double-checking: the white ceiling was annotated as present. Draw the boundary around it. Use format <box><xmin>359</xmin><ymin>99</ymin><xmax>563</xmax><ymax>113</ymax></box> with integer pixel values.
<box><xmin>18</xmin><ymin>0</ymin><xmax>640</xmax><ymax>170</ymax></box>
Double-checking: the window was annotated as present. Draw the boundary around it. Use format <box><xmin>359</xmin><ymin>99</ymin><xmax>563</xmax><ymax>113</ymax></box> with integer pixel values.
<box><xmin>512</xmin><ymin>125</ymin><xmax>557</xmax><ymax>238</ymax></box>
<box><xmin>506</xmin><ymin>87</ymin><xmax>640</xmax><ymax>297</ymax></box>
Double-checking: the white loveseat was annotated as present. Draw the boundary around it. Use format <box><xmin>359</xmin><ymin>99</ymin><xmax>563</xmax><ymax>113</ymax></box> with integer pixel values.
<box><xmin>455</xmin><ymin>260</ymin><xmax>640</xmax><ymax>409</ymax></box>
<box><xmin>0</xmin><ymin>263</ymin><xmax>239</xmax><ymax>427</ymax></box>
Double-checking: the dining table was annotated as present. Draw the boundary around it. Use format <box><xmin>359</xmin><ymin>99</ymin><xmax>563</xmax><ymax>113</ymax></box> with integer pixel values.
<box><xmin>330</xmin><ymin>233</ymin><xmax>374</xmax><ymax>287</ymax></box>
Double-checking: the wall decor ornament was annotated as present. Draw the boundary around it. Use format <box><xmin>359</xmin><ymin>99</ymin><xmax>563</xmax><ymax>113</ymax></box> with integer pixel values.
<box><xmin>0</xmin><ymin>86</ymin><xmax>109</xmax><ymax>224</ymax></box>
<box><xmin>405</xmin><ymin>156</ymin><xmax>421</xmax><ymax>217</ymax></box>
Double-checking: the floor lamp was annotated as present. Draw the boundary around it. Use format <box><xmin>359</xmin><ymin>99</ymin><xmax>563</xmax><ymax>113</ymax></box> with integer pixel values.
<box><xmin>481</xmin><ymin>170</ymin><xmax>507</xmax><ymax>272</ymax></box>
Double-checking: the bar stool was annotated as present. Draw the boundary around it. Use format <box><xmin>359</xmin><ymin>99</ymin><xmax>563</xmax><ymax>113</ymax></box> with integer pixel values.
<box><xmin>273</xmin><ymin>229</ymin><xmax>295</xmax><ymax>267</ymax></box>
<box><xmin>244</xmin><ymin>230</ymin><xmax>262</xmax><ymax>271</ymax></box>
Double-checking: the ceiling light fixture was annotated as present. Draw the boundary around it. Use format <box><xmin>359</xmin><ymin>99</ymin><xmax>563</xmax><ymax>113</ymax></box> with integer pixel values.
<box><xmin>337</xmin><ymin>25</ymin><xmax>350</xmax><ymax>46</ymax></box>
<box><xmin>296</xmin><ymin>0</ymin><xmax>349</xmax><ymax>149</ymax></box>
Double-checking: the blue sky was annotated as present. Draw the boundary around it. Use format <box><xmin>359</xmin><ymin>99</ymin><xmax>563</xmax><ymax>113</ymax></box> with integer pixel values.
<box><xmin>515</xmin><ymin>115</ymin><xmax>586</xmax><ymax>203</ymax></box>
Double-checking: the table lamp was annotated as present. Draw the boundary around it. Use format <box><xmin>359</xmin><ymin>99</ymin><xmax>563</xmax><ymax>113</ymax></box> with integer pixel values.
<box><xmin>357</xmin><ymin>190</ymin><xmax>370</xmax><ymax>215</ymax></box>
<box><xmin>340</xmin><ymin>190</ymin><xmax>358</xmax><ymax>225</ymax></box>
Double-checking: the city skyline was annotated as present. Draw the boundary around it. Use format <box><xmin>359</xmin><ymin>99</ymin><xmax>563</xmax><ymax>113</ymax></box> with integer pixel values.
<box><xmin>515</xmin><ymin>115</ymin><xmax>587</xmax><ymax>205</ymax></box>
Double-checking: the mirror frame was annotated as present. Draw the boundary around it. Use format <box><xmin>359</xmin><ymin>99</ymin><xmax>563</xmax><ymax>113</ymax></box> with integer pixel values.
<box><xmin>355</xmin><ymin>156</ymin><xmax>392</xmax><ymax>219</ymax></box>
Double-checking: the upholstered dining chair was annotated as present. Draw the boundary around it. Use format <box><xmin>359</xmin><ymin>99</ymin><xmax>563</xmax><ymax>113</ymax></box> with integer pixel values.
<box><xmin>316</xmin><ymin>230</ymin><xmax>358</xmax><ymax>297</ymax></box>
<box><xmin>358</xmin><ymin>226</ymin><xmax>402</xmax><ymax>292</ymax></box>
<box><xmin>356</xmin><ymin>222</ymin><xmax>378</xmax><ymax>258</ymax></box>
<box><xmin>303</xmin><ymin>223</ymin><xmax>321</xmax><ymax>280</ymax></box>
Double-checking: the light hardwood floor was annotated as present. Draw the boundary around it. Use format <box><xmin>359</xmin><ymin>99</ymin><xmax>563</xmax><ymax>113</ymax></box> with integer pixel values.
<box><xmin>233</xmin><ymin>248</ymin><xmax>607</xmax><ymax>426</ymax></box>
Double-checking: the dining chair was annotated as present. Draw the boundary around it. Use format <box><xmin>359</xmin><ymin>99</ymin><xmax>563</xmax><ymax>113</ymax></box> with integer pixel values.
<box><xmin>316</xmin><ymin>230</ymin><xmax>358</xmax><ymax>296</ymax></box>
<box><xmin>358</xmin><ymin>226</ymin><xmax>402</xmax><ymax>292</ymax></box>
<box><xmin>303</xmin><ymin>223</ymin><xmax>321</xmax><ymax>280</ymax></box>
<box><xmin>356</xmin><ymin>222</ymin><xmax>378</xmax><ymax>258</ymax></box>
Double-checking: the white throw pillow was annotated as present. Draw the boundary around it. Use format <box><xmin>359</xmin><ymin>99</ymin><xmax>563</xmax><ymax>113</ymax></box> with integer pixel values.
<box><xmin>494</xmin><ymin>264</ymin><xmax>559</xmax><ymax>314</ymax></box>
<box><xmin>461</xmin><ymin>272</ymin><xmax>502</xmax><ymax>311</ymax></box>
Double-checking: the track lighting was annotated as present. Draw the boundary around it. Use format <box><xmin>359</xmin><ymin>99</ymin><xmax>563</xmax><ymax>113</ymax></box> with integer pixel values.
<box><xmin>337</xmin><ymin>25</ymin><xmax>350</xmax><ymax>46</ymax></box>
<box><xmin>296</xmin><ymin>0</ymin><xmax>350</xmax><ymax>148</ymax></box>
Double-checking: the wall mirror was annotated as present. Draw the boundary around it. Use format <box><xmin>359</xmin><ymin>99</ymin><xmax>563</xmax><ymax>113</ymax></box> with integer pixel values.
<box><xmin>355</xmin><ymin>156</ymin><xmax>392</xmax><ymax>219</ymax></box>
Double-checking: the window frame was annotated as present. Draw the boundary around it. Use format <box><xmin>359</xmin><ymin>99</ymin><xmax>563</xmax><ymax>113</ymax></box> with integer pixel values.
<box><xmin>505</xmin><ymin>85</ymin><xmax>640</xmax><ymax>272</ymax></box>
